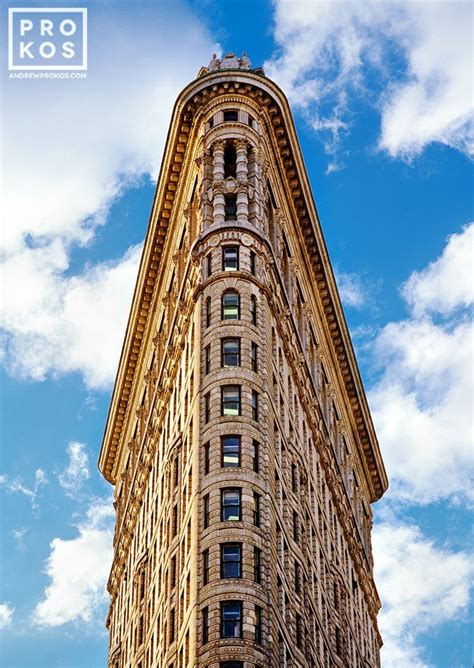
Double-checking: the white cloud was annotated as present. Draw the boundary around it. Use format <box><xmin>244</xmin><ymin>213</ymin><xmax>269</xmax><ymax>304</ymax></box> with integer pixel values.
<box><xmin>11</xmin><ymin>527</ymin><xmax>29</xmax><ymax>551</ymax></box>
<box><xmin>402</xmin><ymin>224</ymin><xmax>474</xmax><ymax>317</ymax></box>
<box><xmin>0</xmin><ymin>468</ymin><xmax>48</xmax><ymax>514</ymax></box>
<box><xmin>1</xmin><ymin>3</ymin><xmax>217</xmax><ymax>389</ymax></box>
<box><xmin>369</xmin><ymin>223</ymin><xmax>474</xmax><ymax>504</ymax></box>
<box><xmin>265</xmin><ymin>0</ymin><xmax>473</xmax><ymax>162</ymax></box>
<box><xmin>57</xmin><ymin>442</ymin><xmax>90</xmax><ymax>497</ymax></box>
<box><xmin>335</xmin><ymin>270</ymin><xmax>366</xmax><ymax>309</ymax></box>
<box><xmin>0</xmin><ymin>603</ymin><xmax>14</xmax><ymax>629</ymax></box>
<box><xmin>373</xmin><ymin>519</ymin><xmax>472</xmax><ymax>668</ymax></box>
<box><xmin>32</xmin><ymin>497</ymin><xmax>114</xmax><ymax>627</ymax></box>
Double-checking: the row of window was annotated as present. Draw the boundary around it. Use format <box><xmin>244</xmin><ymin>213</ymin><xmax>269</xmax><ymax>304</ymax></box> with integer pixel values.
<box><xmin>205</xmin><ymin>338</ymin><xmax>258</xmax><ymax>372</ymax></box>
<box><xmin>204</xmin><ymin>386</ymin><xmax>259</xmax><ymax>421</ymax></box>
<box><xmin>204</xmin><ymin>436</ymin><xmax>260</xmax><ymax>471</ymax></box>
<box><xmin>207</xmin><ymin>246</ymin><xmax>256</xmax><ymax>275</ymax></box>
<box><xmin>203</xmin><ymin>488</ymin><xmax>261</xmax><ymax>527</ymax></box>
<box><xmin>206</xmin><ymin>292</ymin><xmax>257</xmax><ymax>324</ymax></box>
<box><xmin>202</xmin><ymin>543</ymin><xmax>262</xmax><ymax>583</ymax></box>
<box><xmin>208</xmin><ymin>109</ymin><xmax>255</xmax><ymax>128</ymax></box>
<box><xmin>202</xmin><ymin>602</ymin><xmax>262</xmax><ymax>643</ymax></box>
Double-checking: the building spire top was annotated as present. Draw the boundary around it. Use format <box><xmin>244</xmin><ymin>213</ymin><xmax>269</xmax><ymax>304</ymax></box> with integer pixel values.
<box><xmin>198</xmin><ymin>52</ymin><xmax>264</xmax><ymax>77</ymax></box>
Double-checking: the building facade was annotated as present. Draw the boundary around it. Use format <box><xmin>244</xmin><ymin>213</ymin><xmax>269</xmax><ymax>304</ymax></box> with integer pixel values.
<box><xmin>99</xmin><ymin>53</ymin><xmax>388</xmax><ymax>668</ymax></box>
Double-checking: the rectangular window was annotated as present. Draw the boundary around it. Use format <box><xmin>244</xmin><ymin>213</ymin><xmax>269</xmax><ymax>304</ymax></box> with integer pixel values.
<box><xmin>170</xmin><ymin>608</ymin><xmax>175</xmax><ymax>642</ymax></box>
<box><xmin>253</xmin><ymin>492</ymin><xmax>261</xmax><ymax>527</ymax></box>
<box><xmin>205</xmin><ymin>344</ymin><xmax>211</xmax><ymax>374</ymax></box>
<box><xmin>293</xmin><ymin>510</ymin><xmax>298</xmax><ymax>542</ymax></box>
<box><xmin>222</xmin><ymin>338</ymin><xmax>240</xmax><ymax>367</ymax></box>
<box><xmin>222</xmin><ymin>291</ymin><xmax>240</xmax><ymax>320</ymax></box>
<box><xmin>203</xmin><ymin>549</ymin><xmax>210</xmax><ymax>585</ymax></box>
<box><xmin>220</xmin><ymin>601</ymin><xmax>242</xmax><ymax>638</ymax></box>
<box><xmin>202</xmin><ymin>606</ymin><xmax>209</xmax><ymax>644</ymax></box>
<box><xmin>254</xmin><ymin>546</ymin><xmax>262</xmax><ymax>584</ymax></box>
<box><xmin>250</xmin><ymin>295</ymin><xmax>257</xmax><ymax>325</ymax></box>
<box><xmin>204</xmin><ymin>392</ymin><xmax>211</xmax><ymax>423</ymax></box>
<box><xmin>206</xmin><ymin>297</ymin><xmax>211</xmax><ymax>327</ymax></box>
<box><xmin>296</xmin><ymin>614</ymin><xmax>302</xmax><ymax>647</ymax></box>
<box><xmin>204</xmin><ymin>441</ymin><xmax>210</xmax><ymax>475</ymax></box>
<box><xmin>251</xmin><ymin>390</ymin><xmax>259</xmax><ymax>421</ymax></box>
<box><xmin>225</xmin><ymin>194</ymin><xmax>237</xmax><ymax>220</ymax></box>
<box><xmin>203</xmin><ymin>494</ymin><xmax>210</xmax><ymax>529</ymax></box>
<box><xmin>221</xmin><ymin>488</ymin><xmax>241</xmax><ymax>521</ymax></box>
<box><xmin>221</xmin><ymin>385</ymin><xmax>241</xmax><ymax>416</ymax></box>
<box><xmin>222</xmin><ymin>246</ymin><xmax>239</xmax><ymax>271</ymax></box>
<box><xmin>251</xmin><ymin>342</ymin><xmax>258</xmax><ymax>372</ymax></box>
<box><xmin>255</xmin><ymin>605</ymin><xmax>262</xmax><ymax>643</ymax></box>
<box><xmin>221</xmin><ymin>435</ymin><xmax>241</xmax><ymax>467</ymax></box>
<box><xmin>248</xmin><ymin>114</ymin><xmax>254</xmax><ymax>127</ymax></box>
<box><xmin>252</xmin><ymin>439</ymin><xmax>260</xmax><ymax>473</ymax></box>
<box><xmin>206</xmin><ymin>253</ymin><xmax>212</xmax><ymax>277</ymax></box>
<box><xmin>223</xmin><ymin>110</ymin><xmax>238</xmax><ymax>122</ymax></box>
<box><xmin>220</xmin><ymin>664</ymin><xmax>243</xmax><ymax>668</ymax></box>
<box><xmin>221</xmin><ymin>543</ymin><xmax>242</xmax><ymax>578</ymax></box>
<box><xmin>295</xmin><ymin>561</ymin><xmax>301</xmax><ymax>593</ymax></box>
<box><xmin>250</xmin><ymin>250</ymin><xmax>256</xmax><ymax>275</ymax></box>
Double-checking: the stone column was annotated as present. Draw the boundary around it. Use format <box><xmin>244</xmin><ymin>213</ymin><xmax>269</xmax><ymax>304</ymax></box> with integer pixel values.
<box><xmin>212</xmin><ymin>140</ymin><xmax>225</xmax><ymax>224</ymax></box>
<box><xmin>235</xmin><ymin>139</ymin><xmax>248</xmax><ymax>181</ymax></box>
<box><xmin>202</xmin><ymin>149</ymin><xmax>214</xmax><ymax>229</ymax></box>
<box><xmin>248</xmin><ymin>148</ymin><xmax>257</xmax><ymax>225</ymax></box>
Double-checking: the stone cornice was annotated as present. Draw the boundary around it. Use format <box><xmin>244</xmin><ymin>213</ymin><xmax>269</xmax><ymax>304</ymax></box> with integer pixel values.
<box><xmin>99</xmin><ymin>69</ymin><xmax>388</xmax><ymax>503</ymax></box>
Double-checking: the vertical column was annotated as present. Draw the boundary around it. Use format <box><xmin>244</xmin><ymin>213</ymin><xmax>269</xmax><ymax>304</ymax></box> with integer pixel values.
<box><xmin>236</xmin><ymin>139</ymin><xmax>249</xmax><ymax>224</ymax></box>
<box><xmin>248</xmin><ymin>148</ymin><xmax>257</xmax><ymax>225</ymax></box>
<box><xmin>212</xmin><ymin>140</ymin><xmax>225</xmax><ymax>224</ymax></box>
<box><xmin>202</xmin><ymin>149</ymin><xmax>214</xmax><ymax>230</ymax></box>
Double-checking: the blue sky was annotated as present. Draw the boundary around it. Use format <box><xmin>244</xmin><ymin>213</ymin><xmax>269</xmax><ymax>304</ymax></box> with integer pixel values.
<box><xmin>1</xmin><ymin>1</ymin><xmax>472</xmax><ymax>666</ymax></box>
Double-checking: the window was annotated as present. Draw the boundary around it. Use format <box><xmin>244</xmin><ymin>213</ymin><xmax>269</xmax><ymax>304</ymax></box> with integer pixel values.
<box><xmin>221</xmin><ymin>488</ymin><xmax>241</xmax><ymax>521</ymax></box>
<box><xmin>203</xmin><ymin>549</ymin><xmax>210</xmax><ymax>585</ymax></box>
<box><xmin>295</xmin><ymin>561</ymin><xmax>301</xmax><ymax>593</ymax></box>
<box><xmin>291</xmin><ymin>463</ymin><xmax>297</xmax><ymax>492</ymax></box>
<box><xmin>204</xmin><ymin>392</ymin><xmax>211</xmax><ymax>423</ymax></box>
<box><xmin>250</xmin><ymin>294</ymin><xmax>257</xmax><ymax>325</ymax></box>
<box><xmin>220</xmin><ymin>664</ymin><xmax>242</xmax><ymax>668</ymax></box>
<box><xmin>254</xmin><ymin>546</ymin><xmax>262</xmax><ymax>583</ymax></box>
<box><xmin>296</xmin><ymin>614</ymin><xmax>303</xmax><ymax>648</ymax></box>
<box><xmin>170</xmin><ymin>555</ymin><xmax>177</xmax><ymax>588</ymax></box>
<box><xmin>222</xmin><ymin>291</ymin><xmax>240</xmax><ymax>320</ymax></box>
<box><xmin>220</xmin><ymin>601</ymin><xmax>242</xmax><ymax>638</ymax></box>
<box><xmin>222</xmin><ymin>338</ymin><xmax>240</xmax><ymax>367</ymax></box>
<box><xmin>206</xmin><ymin>296</ymin><xmax>211</xmax><ymax>327</ymax></box>
<box><xmin>250</xmin><ymin>250</ymin><xmax>256</xmax><ymax>275</ymax></box>
<box><xmin>224</xmin><ymin>143</ymin><xmax>237</xmax><ymax>178</ymax></box>
<box><xmin>251</xmin><ymin>342</ymin><xmax>258</xmax><ymax>372</ymax></box>
<box><xmin>224</xmin><ymin>110</ymin><xmax>238</xmax><ymax>122</ymax></box>
<box><xmin>206</xmin><ymin>253</ymin><xmax>212</xmax><ymax>277</ymax></box>
<box><xmin>225</xmin><ymin>194</ymin><xmax>237</xmax><ymax>220</ymax></box>
<box><xmin>293</xmin><ymin>510</ymin><xmax>298</xmax><ymax>542</ymax></box>
<box><xmin>255</xmin><ymin>605</ymin><xmax>262</xmax><ymax>643</ymax></box>
<box><xmin>251</xmin><ymin>390</ymin><xmax>259</xmax><ymax>421</ymax></box>
<box><xmin>248</xmin><ymin>114</ymin><xmax>254</xmax><ymax>128</ymax></box>
<box><xmin>202</xmin><ymin>607</ymin><xmax>209</xmax><ymax>644</ymax></box>
<box><xmin>221</xmin><ymin>435</ymin><xmax>241</xmax><ymax>467</ymax></box>
<box><xmin>252</xmin><ymin>439</ymin><xmax>260</xmax><ymax>473</ymax></box>
<box><xmin>253</xmin><ymin>492</ymin><xmax>261</xmax><ymax>527</ymax></box>
<box><xmin>222</xmin><ymin>246</ymin><xmax>239</xmax><ymax>271</ymax></box>
<box><xmin>205</xmin><ymin>344</ymin><xmax>211</xmax><ymax>374</ymax></box>
<box><xmin>170</xmin><ymin>608</ymin><xmax>175</xmax><ymax>642</ymax></box>
<box><xmin>221</xmin><ymin>385</ymin><xmax>241</xmax><ymax>416</ymax></box>
<box><xmin>221</xmin><ymin>543</ymin><xmax>242</xmax><ymax>578</ymax></box>
<box><xmin>204</xmin><ymin>441</ymin><xmax>210</xmax><ymax>475</ymax></box>
<box><xmin>203</xmin><ymin>494</ymin><xmax>210</xmax><ymax>529</ymax></box>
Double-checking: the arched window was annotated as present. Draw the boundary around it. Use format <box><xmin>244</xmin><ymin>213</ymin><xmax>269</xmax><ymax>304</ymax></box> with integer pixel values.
<box><xmin>222</xmin><ymin>291</ymin><xmax>240</xmax><ymax>320</ymax></box>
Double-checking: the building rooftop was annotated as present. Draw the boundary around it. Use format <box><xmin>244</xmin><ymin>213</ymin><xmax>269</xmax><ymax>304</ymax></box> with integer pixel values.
<box><xmin>197</xmin><ymin>51</ymin><xmax>265</xmax><ymax>77</ymax></box>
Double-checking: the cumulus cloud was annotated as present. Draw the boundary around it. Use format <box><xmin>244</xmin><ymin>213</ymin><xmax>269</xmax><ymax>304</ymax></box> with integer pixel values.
<box><xmin>369</xmin><ymin>223</ymin><xmax>473</xmax><ymax>504</ymax></box>
<box><xmin>32</xmin><ymin>497</ymin><xmax>114</xmax><ymax>627</ymax></box>
<box><xmin>0</xmin><ymin>468</ymin><xmax>48</xmax><ymax>514</ymax></box>
<box><xmin>334</xmin><ymin>270</ymin><xmax>366</xmax><ymax>309</ymax></box>
<box><xmin>1</xmin><ymin>3</ymin><xmax>216</xmax><ymax>389</ymax></box>
<box><xmin>265</xmin><ymin>0</ymin><xmax>473</xmax><ymax>163</ymax></box>
<box><xmin>373</xmin><ymin>519</ymin><xmax>472</xmax><ymax>668</ymax></box>
<box><xmin>0</xmin><ymin>603</ymin><xmax>14</xmax><ymax>629</ymax></box>
<box><xmin>57</xmin><ymin>442</ymin><xmax>90</xmax><ymax>497</ymax></box>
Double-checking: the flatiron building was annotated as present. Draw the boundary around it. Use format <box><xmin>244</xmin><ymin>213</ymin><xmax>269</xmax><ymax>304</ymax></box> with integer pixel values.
<box><xmin>99</xmin><ymin>52</ymin><xmax>388</xmax><ymax>668</ymax></box>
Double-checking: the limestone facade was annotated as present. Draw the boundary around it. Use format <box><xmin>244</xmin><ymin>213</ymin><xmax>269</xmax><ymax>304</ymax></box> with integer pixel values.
<box><xmin>99</xmin><ymin>54</ymin><xmax>388</xmax><ymax>668</ymax></box>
